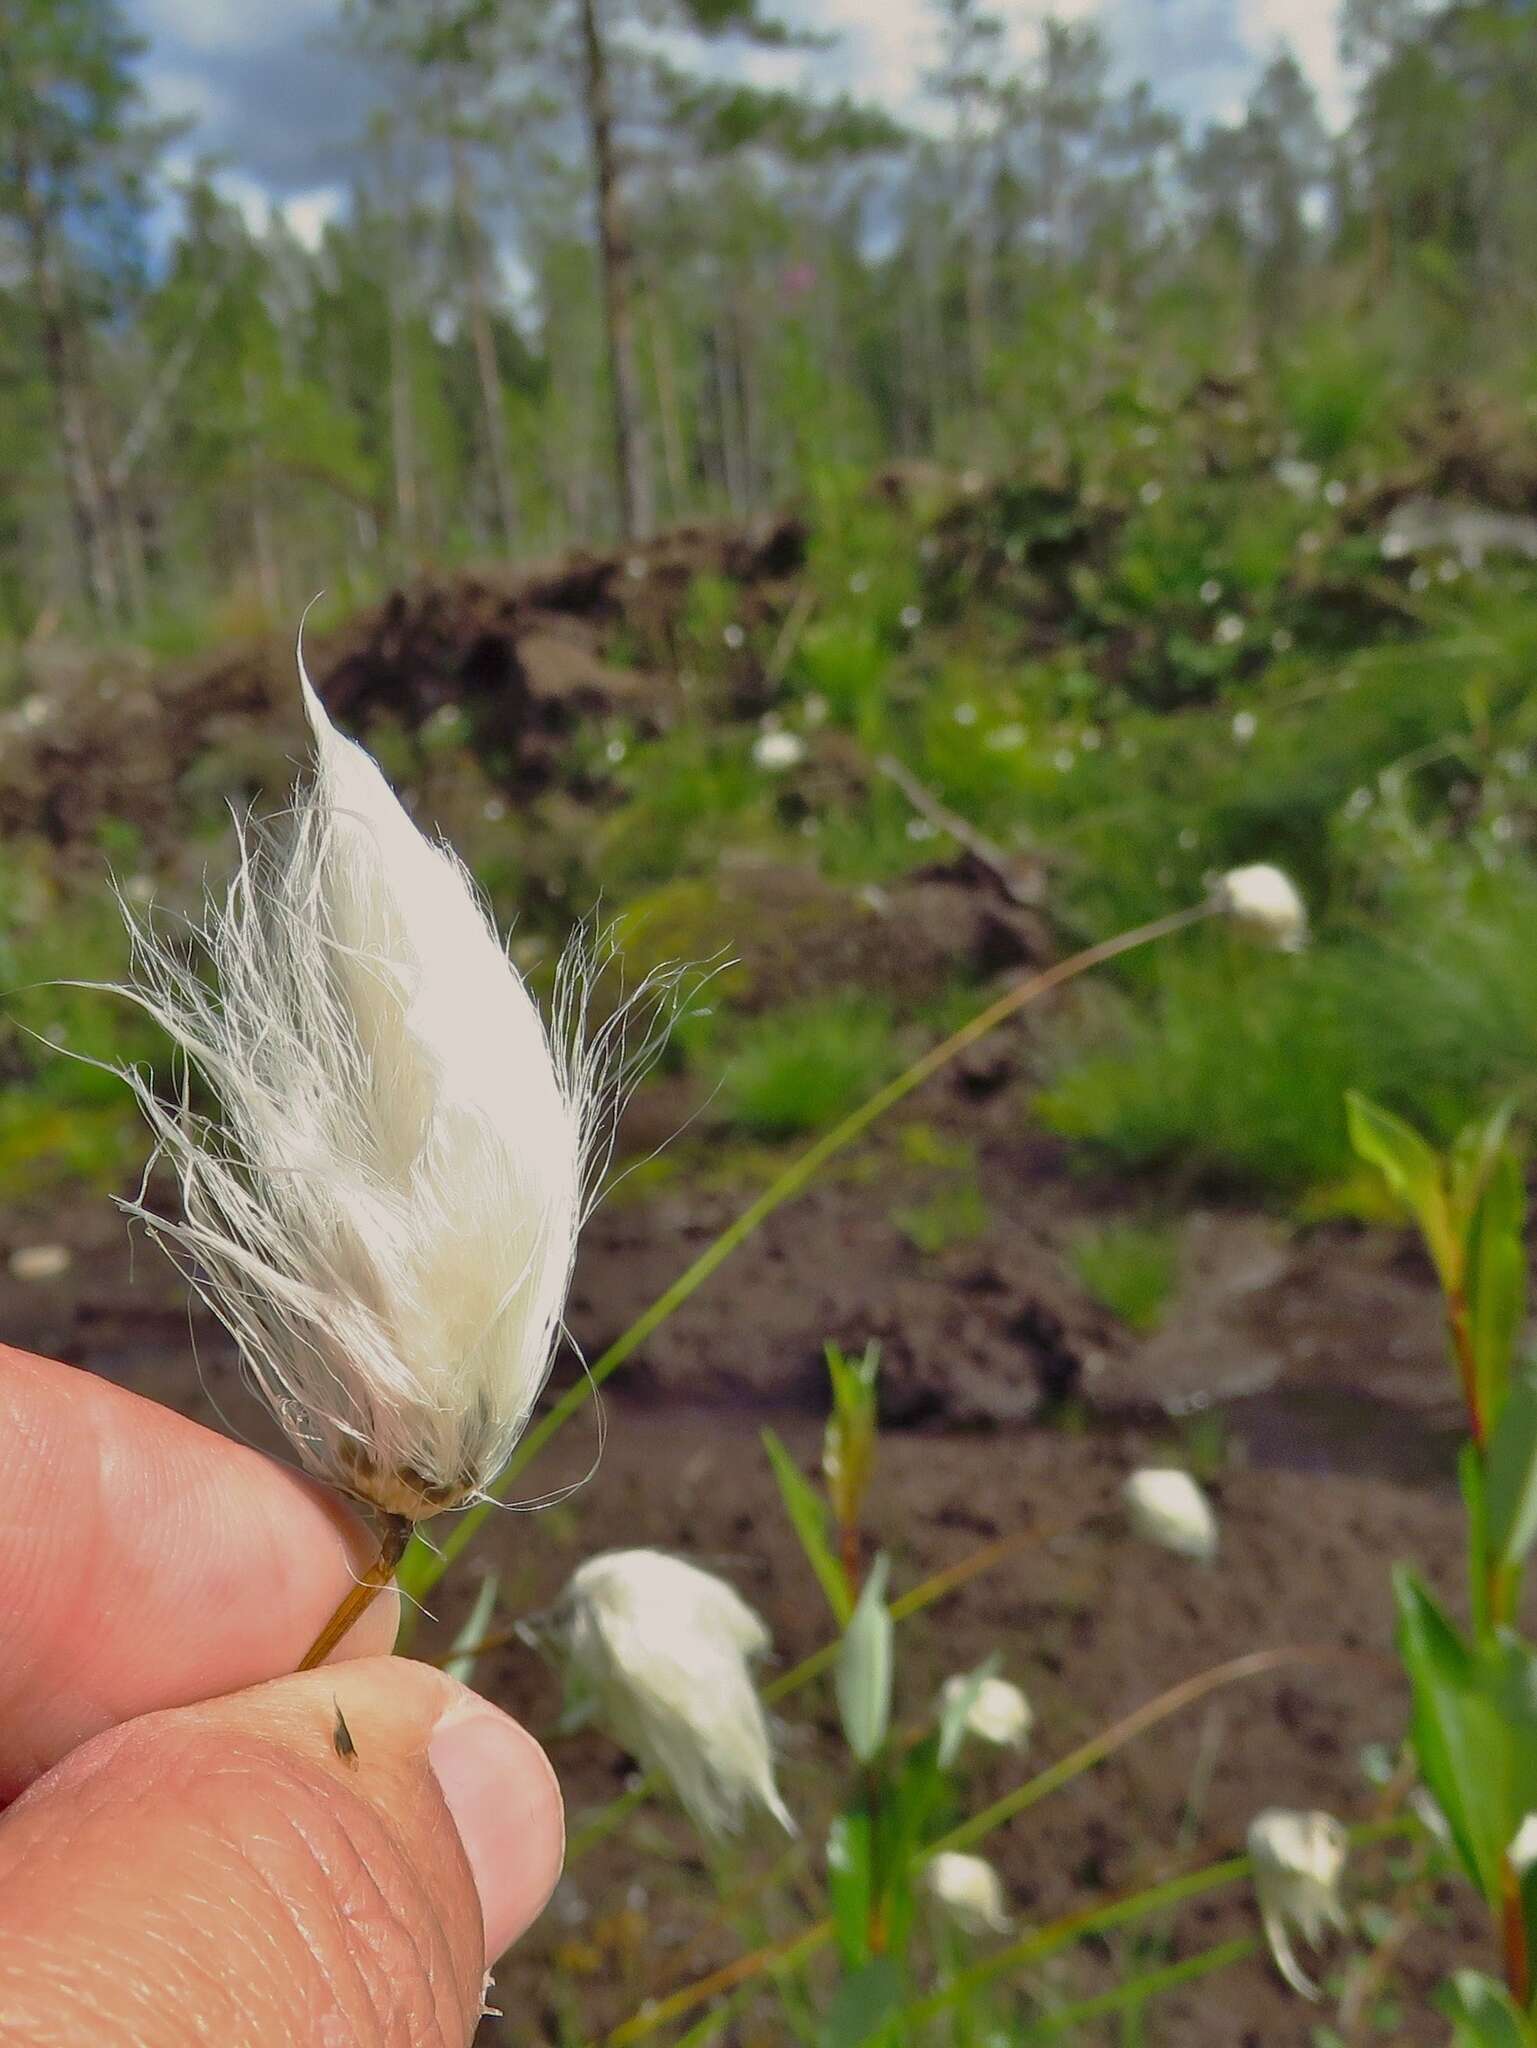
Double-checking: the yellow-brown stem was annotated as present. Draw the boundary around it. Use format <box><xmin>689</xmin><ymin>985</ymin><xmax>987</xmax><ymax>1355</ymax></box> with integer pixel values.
<box><xmin>840</xmin><ymin>1516</ymin><xmax>862</xmax><ymax>1602</ymax></box>
<box><xmin>1447</xmin><ymin>1287</ymin><xmax>1487</xmax><ymax>1452</ymax></box>
<box><xmin>299</xmin><ymin>1514</ymin><xmax>413</xmax><ymax>1672</ymax></box>
<box><xmin>1503</xmin><ymin>1855</ymin><xmax>1531</xmax><ymax>2009</ymax></box>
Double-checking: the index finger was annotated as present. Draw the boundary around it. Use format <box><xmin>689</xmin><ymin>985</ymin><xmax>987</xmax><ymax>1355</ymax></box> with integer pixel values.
<box><xmin>0</xmin><ymin>1344</ymin><xmax>399</xmax><ymax>1801</ymax></box>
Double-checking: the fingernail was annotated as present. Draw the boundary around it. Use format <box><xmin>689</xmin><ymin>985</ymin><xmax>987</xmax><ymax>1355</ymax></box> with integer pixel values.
<box><xmin>429</xmin><ymin>1697</ymin><xmax>565</xmax><ymax>1964</ymax></box>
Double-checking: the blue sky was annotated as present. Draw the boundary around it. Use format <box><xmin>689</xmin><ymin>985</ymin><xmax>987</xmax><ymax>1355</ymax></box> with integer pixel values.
<box><xmin>127</xmin><ymin>0</ymin><xmax>1347</xmax><ymax>249</ymax></box>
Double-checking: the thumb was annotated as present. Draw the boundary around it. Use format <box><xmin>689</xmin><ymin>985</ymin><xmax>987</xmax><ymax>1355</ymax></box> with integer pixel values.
<box><xmin>0</xmin><ymin>1657</ymin><xmax>563</xmax><ymax>2047</ymax></box>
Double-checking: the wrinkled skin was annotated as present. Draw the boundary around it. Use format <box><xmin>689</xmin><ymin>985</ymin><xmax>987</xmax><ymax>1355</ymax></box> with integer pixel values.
<box><xmin>0</xmin><ymin>1346</ymin><xmax>564</xmax><ymax>2047</ymax></box>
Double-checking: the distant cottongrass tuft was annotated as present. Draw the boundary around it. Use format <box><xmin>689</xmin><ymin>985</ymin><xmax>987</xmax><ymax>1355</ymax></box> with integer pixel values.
<box><xmin>1122</xmin><ymin>1468</ymin><xmax>1218</xmax><ymax>1562</ymax></box>
<box><xmin>939</xmin><ymin>1672</ymin><xmax>1033</xmax><ymax>1752</ymax></box>
<box><xmin>555</xmin><ymin>1548</ymin><xmax>793</xmax><ymax>1837</ymax></box>
<box><xmin>752</xmin><ymin>729</ymin><xmax>806</xmax><ymax>772</ymax></box>
<box><xmin>1247</xmin><ymin>1807</ymin><xmax>1349</xmax><ymax>1999</ymax></box>
<box><xmin>1213</xmin><ymin>863</ymin><xmax>1308</xmax><ymax>952</ymax></box>
<box><xmin>922</xmin><ymin>1852</ymin><xmax>1012</xmax><ymax>1938</ymax></box>
<box><xmin>114</xmin><ymin>658</ymin><xmax>645</xmax><ymax>1523</ymax></box>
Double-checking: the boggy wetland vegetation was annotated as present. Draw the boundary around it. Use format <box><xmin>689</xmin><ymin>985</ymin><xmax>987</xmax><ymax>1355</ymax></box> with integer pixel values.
<box><xmin>8</xmin><ymin>0</ymin><xmax>1537</xmax><ymax>2041</ymax></box>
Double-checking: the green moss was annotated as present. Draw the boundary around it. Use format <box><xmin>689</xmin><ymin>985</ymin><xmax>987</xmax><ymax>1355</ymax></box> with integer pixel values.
<box><xmin>1069</xmin><ymin>1221</ymin><xmax>1181</xmax><ymax>1332</ymax></box>
<box><xmin>716</xmin><ymin>994</ymin><xmax>903</xmax><ymax>1141</ymax></box>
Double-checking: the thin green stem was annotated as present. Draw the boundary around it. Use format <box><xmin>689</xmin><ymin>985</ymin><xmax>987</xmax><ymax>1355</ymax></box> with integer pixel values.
<box><xmin>590</xmin><ymin>1635</ymin><xmax>1405</xmax><ymax>2048</ymax></box>
<box><xmin>400</xmin><ymin>902</ymin><xmax>1212</xmax><ymax>1605</ymax></box>
<box><xmin>915</xmin><ymin>1928</ymin><xmax>1259</xmax><ymax>2041</ymax></box>
<box><xmin>932</xmin><ymin>1645</ymin><xmax>1386</xmax><ymax>1859</ymax></box>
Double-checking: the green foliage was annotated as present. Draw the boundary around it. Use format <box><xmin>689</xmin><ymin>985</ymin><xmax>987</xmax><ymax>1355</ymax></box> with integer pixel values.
<box><xmin>1441</xmin><ymin>1972</ymin><xmax>1537</xmax><ymax>2047</ymax></box>
<box><xmin>892</xmin><ymin>1176</ymin><xmax>990</xmax><ymax>1256</ymax></box>
<box><xmin>1041</xmin><ymin>869</ymin><xmax>1537</xmax><ymax>1194</ymax></box>
<box><xmin>1069</xmin><ymin>1220</ymin><xmax>1181</xmax><ymax>1332</ymax></box>
<box><xmin>762</xmin><ymin>1426</ymin><xmax>852</xmax><ymax>1624</ymax></box>
<box><xmin>823</xmin><ymin>1340</ymin><xmax>881</xmax><ymax>1540</ymax></box>
<box><xmin>0</xmin><ymin>853</ymin><xmax>157</xmax><ymax>1197</ymax></box>
<box><xmin>716</xmin><ymin>995</ymin><xmax>902</xmax><ymax>1140</ymax></box>
<box><xmin>835</xmin><ymin>1555</ymin><xmax>894</xmax><ymax>1765</ymax></box>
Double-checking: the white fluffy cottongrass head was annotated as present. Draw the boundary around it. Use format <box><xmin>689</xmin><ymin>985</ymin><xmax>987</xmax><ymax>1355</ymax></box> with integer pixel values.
<box><xmin>115</xmin><ymin>659</ymin><xmax>628</xmax><ymax>1521</ymax></box>
<box><xmin>751</xmin><ymin>729</ymin><xmax>806</xmax><ymax>773</ymax></box>
<box><xmin>1247</xmin><ymin>1807</ymin><xmax>1349</xmax><ymax>2000</ymax></box>
<box><xmin>1122</xmin><ymin>1468</ymin><xmax>1219</xmax><ymax>1562</ymax></box>
<box><xmin>555</xmin><ymin>1548</ymin><xmax>793</xmax><ymax>1838</ymax></box>
<box><xmin>922</xmin><ymin>1853</ymin><xmax>1012</xmax><ymax>1939</ymax></box>
<box><xmin>939</xmin><ymin>1672</ymin><xmax>1033</xmax><ymax>1752</ymax></box>
<box><xmin>1511</xmin><ymin>1814</ymin><xmax>1537</xmax><ymax>1875</ymax></box>
<box><xmin>1212</xmin><ymin>863</ymin><xmax>1308</xmax><ymax>951</ymax></box>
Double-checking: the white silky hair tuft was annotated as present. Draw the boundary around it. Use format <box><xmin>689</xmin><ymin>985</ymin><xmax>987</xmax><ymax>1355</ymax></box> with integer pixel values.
<box><xmin>556</xmin><ymin>1548</ymin><xmax>794</xmax><ymax>1838</ymax></box>
<box><xmin>114</xmin><ymin>657</ymin><xmax>621</xmax><ymax>1517</ymax></box>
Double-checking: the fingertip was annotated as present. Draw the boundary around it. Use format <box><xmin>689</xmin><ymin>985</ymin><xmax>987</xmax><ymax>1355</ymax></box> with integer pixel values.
<box><xmin>429</xmin><ymin>1693</ymin><xmax>565</xmax><ymax>1964</ymax></box>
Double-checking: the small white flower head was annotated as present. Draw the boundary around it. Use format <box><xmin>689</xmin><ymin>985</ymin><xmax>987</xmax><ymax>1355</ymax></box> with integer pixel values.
<box><xmin>1214</xmin><ymin>613</ymin><xmax>1245</xmax><ymax>647</ymax></box>
<box><xmin>1122</xmin><ymin>1468</ymin><xmax>1218</xmax><ymax>1562</ymax></box>
<box><xmin>8</xmin><ymin>1244</ymin><xmax>71</xmax><ymax>1283</ymax></box>
<box><xmin>1511</xmin><ymin>1814</ymin><xmax>1537</xmax><ymax>1875</ymax></box>
<box><xmin>555</xmin><ymin>1548</ymin><xmax>792</xmax><ymax>1838</ymax></box>
<box><xmin>923</xmin><ymin>1853</ymin><xmax>1012</xmax><ymax>1939</ymax></box>
<box><xmin>1232</xmin><ymin>710</ymin><xmax>1257</xmax><ymax>744</ymax></box>
<box><xmin>939</xmin><ymin>1672</ymin><xmax>1033</xmax><ymax>1752</ymax></box>
<box><xmin>1212</xmin><ymin>863</ymin><xmax>1308</xmax><ymax>952</ymax></box>
<box><xmin>1247</xmin><ymin>1808</ymin><xmax>1349</xmax><ymax>2000</ymax></box>
<box><xmin>114</xmin><ymin>657</ymin><xmax>628</xmax><ymax>1521</ymax></box>
<box><xmin>752</xmin><ymin>730</ymin><xmax>806</xmax><ymax>773</ymax></box>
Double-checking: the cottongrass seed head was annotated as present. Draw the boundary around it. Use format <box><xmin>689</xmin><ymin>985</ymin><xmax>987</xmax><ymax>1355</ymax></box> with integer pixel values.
<box><xmin>939</xmin><ymin>1672</ymin><xmax>1033</xmax><ymax>1752</ymax></box>
<box><xmin>115</xmin><ymin>655</ymin><xmax>632</xmax><ymax>1520</ymax></box>
<box><xmin>922</xmin><ymin>1853</ymin><xmax>1012</xmax><ymax>1939</ymax></box>
<box><xmin>1213</xmin><ymin>863</ymin><xmax>1308</xmax><ymax>951</ymax></box>
<box><xmin>555</xmin><ymin>1548</ymin><xmax>793</xmax><ymax>1838</ymax></box>
<box><xmin>1122</xmin><ymin>1467</ymin><xmax>1219</xmax><ymax>1562</ymax></box>
<box><xmin>1247</xmin><ymin>1807</ymin><xmax>1349</xmax><ymax>2000</ymax></box>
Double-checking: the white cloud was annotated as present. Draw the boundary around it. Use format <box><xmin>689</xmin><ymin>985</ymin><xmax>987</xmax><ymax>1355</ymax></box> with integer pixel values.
<box><xmin>135</xmin><ymin>0</ymin><xmax>331</xmax><ymax>58</ymax></box>
<box><xmin>140</xmin><ymin>62</ymin><xmax>227</xmax><ymax>128</ymax></box>
<box><xmin>282</xmin><ymin>186</ymin><xmax>346</xmax><ymax>251</ymax></box>
<box><xmin>1240</xmin><ymin>0</ymin><xmax>1349</xmax><ymax>123</ymax></box>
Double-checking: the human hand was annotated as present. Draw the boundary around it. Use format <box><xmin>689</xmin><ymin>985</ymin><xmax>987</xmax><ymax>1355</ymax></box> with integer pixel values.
<box><xmin>0</xmin><ymin>1344</ymin><xmax>563</xmax><ymax>2045</ymax></box>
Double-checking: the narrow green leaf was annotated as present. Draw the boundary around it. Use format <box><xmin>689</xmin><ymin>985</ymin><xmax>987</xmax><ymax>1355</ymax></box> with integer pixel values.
<box><xmin>1487</xmin><ymin>1375</ymin><xmax>1537</xmax><ymax>1574</ymax></box>
<box><xmin>1439</xmin><ymin>1969</ymin><xmax>1537</xmax><ymax>2047</ymax></box>
<box><xmin>837</xmin><ymin>1553</ymin><xmax>894</xmax><ymax>1764</ymax></box>
<box><xmin>442</xmin><ymin>1569</ymin><xmax>501</xmax><ymax>1686</ymax></box>
<box><xmin>824</xmin><ymin>1956</ymin><xmax>903</xmax><ymax>2048</ymax></box>
<box><xmin>1346</xmin><ymin>1091</ymin><xmax>1455</xmax><ymax>1281</ymax></box>
<box><xmin>1464</xmin><ymin>1440</ymin><xmax>1492</xmax><ymax>1640</ymax></box>
<box><xmin>1468</xmin><ymin>1148</ymin><xmax>1528</xmax><ymax>1428</ymax></box>
<box><xmin>1450</xmin><ymin>1099</ymin><xmax>1519</xmax><ymax>1236</ymax></box>
<box><xmin>1393</xmin><ymin>1566</ymin><xmax>1509</xmax><ymax>1903</ymax></box>
<box><xmin>827</xmin><ymin>1807</ymin><xmax>876</xmax><ymax>1969</ymax></box>
<box><xmin>762</xmin><ymin>1427</ymin><xmax>852</xmax><ymax>1624</ymax></box>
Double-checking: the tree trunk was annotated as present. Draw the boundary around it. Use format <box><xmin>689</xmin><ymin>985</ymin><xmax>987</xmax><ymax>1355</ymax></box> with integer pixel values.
<box><xmin>448</xmin><ymin>126</ymin><xmax>519</xmax><ymax>556</ymax></box>
<box><xmin>578</xmin><ymin>0</ymin><xmax>653</xmax><ymax>541</ymax></box>
<box><xmin>387</xmin><ymin>265</ymin><xmax>419</xmax><ymax>570</ymax></box>
<box><xmin>646</xmin><ymin>285</ymin><xmax>687</xmax><ymax>522</ymax></box>
<box><xmin>243</xmin><ymin>363</ymin><xmax>282</xmax><ymax>622</ymax></box>
<box><xmin>17</xmin><ymin>160</ymin><xmax>119</xmax><ymax>618</ymax></box>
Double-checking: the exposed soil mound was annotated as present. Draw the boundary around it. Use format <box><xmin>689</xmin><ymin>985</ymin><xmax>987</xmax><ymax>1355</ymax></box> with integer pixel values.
<box><xmin>0</xmin><ymin>515</ymin><xmax>806</xmax><ymax>859</ymax></box>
